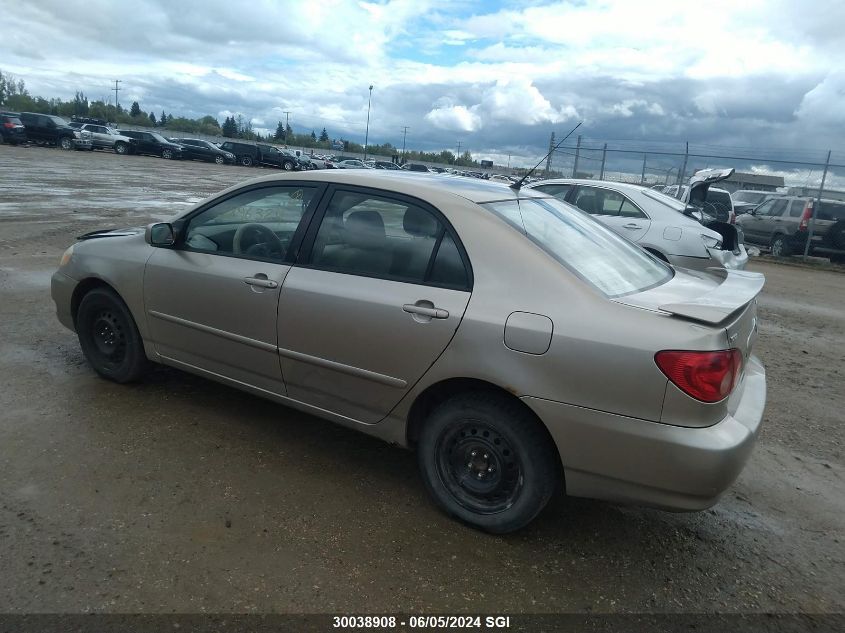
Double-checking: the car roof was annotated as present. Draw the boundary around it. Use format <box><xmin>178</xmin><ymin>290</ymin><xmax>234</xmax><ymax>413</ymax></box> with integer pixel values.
<box><xmin>530</xmin><ymin>178</ymin><xmax>649</xmax><ymax>195</ymax></box>
<box><xmin>221</xmin><ymin>170</ymin><xmax>549</xmax><ymax>204</ymax></box>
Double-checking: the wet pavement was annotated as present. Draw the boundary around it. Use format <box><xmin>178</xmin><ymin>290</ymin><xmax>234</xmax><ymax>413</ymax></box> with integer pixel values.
<box><xmin>0</xmin><ymin>144</ymin><xmax>843</xmax><ymax>614</ymax></box>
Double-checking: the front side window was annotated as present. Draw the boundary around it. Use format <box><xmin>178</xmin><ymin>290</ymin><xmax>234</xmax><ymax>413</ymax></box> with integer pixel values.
<box><xmin>184</xmin><ymin>186</ymin><xmax>317</xmax><ymax>262</ymax></box>
<box><xmin>483</xmin><ymin>198</ymin><xmax>672</xmax><ymax>298</ymax></box>
<box><xmin>308</xmin><ymin>191</ymin><xmax>469</xmax><ymax>288</ymax></box>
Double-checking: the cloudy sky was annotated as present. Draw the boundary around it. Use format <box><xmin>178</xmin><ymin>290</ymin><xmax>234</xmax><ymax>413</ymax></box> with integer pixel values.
<box><xmin>2</xmin><ymin>0</ymin><xmax>844</xmax><ymax>175</ymax></box>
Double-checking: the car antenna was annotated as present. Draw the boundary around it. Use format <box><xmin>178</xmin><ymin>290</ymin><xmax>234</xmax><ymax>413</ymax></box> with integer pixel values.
<box><xmin>510</xmin><ymin>121</ymin><xmax>582</xmax><ymax>191</ymax></box>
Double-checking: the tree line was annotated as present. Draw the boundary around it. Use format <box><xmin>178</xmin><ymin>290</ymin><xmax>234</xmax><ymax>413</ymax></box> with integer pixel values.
<box><xmin>0</xmin><ymin>69</ymin><xmax>481</xmax><ymax>166</ymax></box>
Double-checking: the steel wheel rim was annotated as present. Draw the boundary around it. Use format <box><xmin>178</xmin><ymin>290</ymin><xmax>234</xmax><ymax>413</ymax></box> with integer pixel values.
<box><xmin>90</xmin><ymin>309</ymin><xmax>127</xmax><ymax>368</ymax></box>
<box><xmin>772</xmin><ymin>239</ymin><xmax>782</xmax><ymax>256</ymax></box>
<box><xmin>435</xmin><ymin>420</ymin><xmax>524</xmax><ymax>515</ymax></box>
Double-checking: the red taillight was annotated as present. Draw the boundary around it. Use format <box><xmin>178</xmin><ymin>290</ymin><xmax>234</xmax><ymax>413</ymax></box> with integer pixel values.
<box><xmin>655</xmin><ymin>349</ymin><xmax>743</xmax><ymax>403</ymax></box>
<box><xmin>2</xmin><ymin>122</ymin><xmax>14</xmax><ymax>129</ymax></box>
<box><xmin>729</xmin><ymin>210</ymin><xmax>736</xmax><ymax>224</ymax></box>
<box><xmin>798</xmin><ymin>200</ymin><xmax>813</xmax><ymax>231</ymax></box>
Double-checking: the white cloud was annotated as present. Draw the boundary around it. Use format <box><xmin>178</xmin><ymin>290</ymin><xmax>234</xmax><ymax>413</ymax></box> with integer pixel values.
<box><xmin>425</xmin><ymin>104</ymin><xmax>483</xmax><ymax>132</ymax></box>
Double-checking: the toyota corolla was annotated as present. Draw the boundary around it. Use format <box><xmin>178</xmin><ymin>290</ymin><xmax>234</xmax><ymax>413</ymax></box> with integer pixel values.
<box><xmin>51</xmin><ymin>171</ymin><xmax>766</xmax><ymax>533</ymax></box>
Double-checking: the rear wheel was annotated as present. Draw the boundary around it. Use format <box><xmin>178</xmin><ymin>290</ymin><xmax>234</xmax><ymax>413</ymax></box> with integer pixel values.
<box><xmin>770</xmin><ymin>234</ymin><xmax>791</xmax><ymax>257</ymax></box>
<box><xmin>161</xmin><ymin>148</ymin><xmax>173</xmax><ymax>159</ymax></box>
<box><xmin>830</xmin><ymin>221</ymin><xmax>845</xmax><ymax>250</ymax></box>
<box><xmin>417</xmin><ymin>392</ymin><xmax>559</xmax><ymax>533</ymax></box>
<box><xmin>240</xmin><ymin>155</ymin><xmax>253</xmax><ymax>167</ymax></box>
<box><xmin>283</xmin><ymin>160</ymin><xmax>295</xmax><ymax>171</ymax></box>
<box><xmin>59</xmin><ymin>136</ymin><xmax>74</xmax><ymax>150</ymax></box>
<box><xmin>114</xmin><ymin>142</ymin><xmax>128</xmax><ymax>155</ymax></box>
<box><xmin>76</xmin><ymin>287</ymin><xmax>148</xmax><ymax>383</ymax></box>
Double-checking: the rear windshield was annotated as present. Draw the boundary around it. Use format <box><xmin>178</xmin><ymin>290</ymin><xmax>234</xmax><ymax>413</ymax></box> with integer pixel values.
<box><xmin>482</xmin><ymin>197</ymin><xmax>673</xmax><ymax>298</ymax></box>
<box><xmin>3</xmin><ymin>116</ymin><xmax>22</xmax><ymax>125</ymax></box>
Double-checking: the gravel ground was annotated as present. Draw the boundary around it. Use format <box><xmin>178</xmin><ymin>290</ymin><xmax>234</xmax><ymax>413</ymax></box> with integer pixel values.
<box><xmin>0</xmin><ymin>144</ymin><xmax>843</xmax><ymax>615</ymax></box>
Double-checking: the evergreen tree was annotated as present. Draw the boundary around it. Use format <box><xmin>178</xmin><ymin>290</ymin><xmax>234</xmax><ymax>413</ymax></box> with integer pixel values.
<box><xmin>274</xmin><ymin>121</ymin><xmax>285</xmax><ymax>140</ymax></box>
<box><xmin>149</xmin><ymin>112</ymin><xmax>157</xmax><ymax>125</ymax></box>
<box><xmin>130</xmin><ymin>101</ymin><xmax>141</xmax><ymax>117</ymax></box>
<box><xmin>310</xmin><ymin>130</ymin><xmax>317</xmax><ymax>141</ymax></box>
<box><xmin>319</xmin><ymin>127</ymin><xmax>329</xmax><ymax>142</ymax></box>
<box><xmin>160</xmin><ymin>110</ymin><xmax>166</xmax><ymax>126</ymax></box>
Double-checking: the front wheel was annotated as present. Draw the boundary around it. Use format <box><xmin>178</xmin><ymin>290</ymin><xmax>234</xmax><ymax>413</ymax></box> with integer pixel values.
<box><xmin>76</xmin><ymin>287</ymin><xmax>148</xmax><ymax>383</ymax></box>
<box><xmin>240</xmin><ymin>155</ymin><xmax>253</xmax><ymax>167</ymax></box>
<box><xmin>770</xmin><ymin>234</ymin><xmax>791</xmax><ymax>257</ymax></box>
<box><xmin>59</xmin><ymin>136</ymin><xmax>74</xmax><ymax>150</ymax></box>
<box><xmin>417</xmin><ymin>392</ymin><xmax>559</xmax><ymax>533</ymax></box>
<box><xmin>282</xmin><ymin>160</ymin><xmax>295</xmax><ymax>171</ymax></box>
<box><xmin>114</xmin><ymin>142</ymin><xmax>128</xmax><ymax>155</ymax></box>
<box><xmin>161</xmin><ymin>148</ymin><xmax>173</xmax><ymax>159</ymax></box>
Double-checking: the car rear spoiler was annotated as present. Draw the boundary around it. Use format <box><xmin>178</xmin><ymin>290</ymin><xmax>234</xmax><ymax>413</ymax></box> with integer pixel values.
<box><xmin>658</xmin><ymin>269</ymin><xmax>765</xmax><ymax>325</ymax></box>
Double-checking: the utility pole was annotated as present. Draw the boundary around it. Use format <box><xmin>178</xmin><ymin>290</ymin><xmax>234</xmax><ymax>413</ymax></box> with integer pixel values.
<box><xmin>676</xmin><ymin>141</ymin><xmax>689</xmax><ymax>199</ymax></box>
<box><xmin>803</xmin><ymin>150</ymin><xmax>831</xmax><ymax>261</ymax></box>
<box><xmin>640</xmin><ymin>154</ymin><xmax>647</xmax><ymax>185</ymax></box>
<box><xmin>544</xmin><ymin>132</ymin><xmax>555</xmax><ymax>176</ymax></box>
<box><xmin>571</xmin><ymin>135</ymin><xmax>582</xmax><ymax>177</ymax></box>
<box><xmin>283</xmin><ymin>111</ymin><xmax>291</xmax><ymax>142</ymax></box>
<box><xmin>456</xmin><ymin>140</ymin><xmax>462</xmax><ymax>157</ymax></box>
<box><xmin>112</xmin><ymin>80</ymin><xmax>121</xmax><ymax>112</ymax></box>
<box><xmin>599</xmin><ymin>143</ymin><xmax>608</xmax><ymax>180</ymax></box>
<box><xmin>400</xmin><ymin>126</ymin><xmax>409</xmax><ymax>162</ymax></box>
<box><xmin>363</xmin><ymin>85</ymin><xmax>373</xmax><ymax>160</ymax></box>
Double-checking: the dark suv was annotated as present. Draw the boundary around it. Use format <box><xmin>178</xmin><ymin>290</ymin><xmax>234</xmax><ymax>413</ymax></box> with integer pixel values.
<box><xmin>219</xmin><ymin>141</ymin><xmax>261</xmax><ymax>167</ymax></box>
<box><xmin>0</xmin><ymin>112</ymin><xmax>27</xmax><ymax>145</ymax></box>
<box><xmin>18</xmin><ymin>112</ymin><xmax>92</xmax><ymax>150</ymax></box>
<box><xmin>170</xmin><ymin>138</ymin><xmax>235</xmax><ymax>164</ymax></box>
<box><xmin>118</xmin><ymin>130</ymin><xmax>184</xmax><ymax>159</ymax></box>
<box><xmin>254</xmin><ymin>143</ymin><xmax>299</xmax><ymax>170</ymax></box>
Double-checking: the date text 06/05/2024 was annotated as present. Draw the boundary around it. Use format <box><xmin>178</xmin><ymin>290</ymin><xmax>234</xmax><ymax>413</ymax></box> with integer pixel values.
<box><xmin>332</xmin><ymin>615</ymin><xmax>512</xmax><ymax>629</ymax></box>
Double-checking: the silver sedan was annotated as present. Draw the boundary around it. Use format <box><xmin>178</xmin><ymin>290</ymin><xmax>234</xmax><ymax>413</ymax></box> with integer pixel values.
<box><xmin>51</xmin><ymin>171</ymin><xmax>766</xmax><ymax>533</ymax></box>
<box><xmin>526</xmin><ymin>178</ymin><xmax>748</xmax><ymax>271</ymax></box>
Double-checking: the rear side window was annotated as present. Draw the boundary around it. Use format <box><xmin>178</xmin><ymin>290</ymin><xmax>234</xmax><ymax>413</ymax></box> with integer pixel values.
<box><xmin>789</xmin><ymin>200</ymin><xmax>807</xmax><ymax>218</ymax></box>
<box><xmin>308</xmin><ymin>191</ymin><xmax>470</xmax><ymax>289</ymax></box>
<box><xmin>817</xmin><ymin>202</ymin><xmax>845</xmax><ymax>221</ymax></box>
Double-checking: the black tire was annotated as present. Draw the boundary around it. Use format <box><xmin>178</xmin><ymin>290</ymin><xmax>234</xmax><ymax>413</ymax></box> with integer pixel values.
<box><xmin>161</xmin><ymin>148</ymin><xmax>173</xmax><ymax>159</ymax></box>
<box><xmin>240</xmin><ymin>155</ymin><xmax>253</xmax><ymax>167</ymax></box>
<box><xmin>114</xmin><ymin>142</ymin><xmax>128</xmax><ymax>155</ymax></box>
<box><xmin>417</xmin><ymin>392</ymin><xmax>559</xmax><ymax>534</ymax></box>
<box><xmin>76</xmin><ymin>287</ymin><xmax>148</xmax><ymax>383</ymax></box>
<box><xmin>770</xmin><ymin>234</ymin><xmax>791</xmax><ymax>257</ymax></box>
<box><xmin>214</xmin><ymin>154</ymin><xmax>224</xmax><ymax>164</ymax></box>
<box><xmin>59</xmin><ymin>136</ymin><xmax>74</xmax><ymax>150</ymax></box>
<box><xmin>830</xmin><ymin>254</ymin><xmax>845</xmax><ymax>265</ymax></box>
<box><xmin>283</xmin><ymin>160</ymin><xmax>295</xmax><ymax>171</ymax></box>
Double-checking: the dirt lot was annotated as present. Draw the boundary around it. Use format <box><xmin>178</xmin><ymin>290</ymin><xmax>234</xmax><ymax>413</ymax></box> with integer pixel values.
<box><xmin>0</xmin><ymin>145</ymin><xmax>843</xmax><ymax>615</ymax></box>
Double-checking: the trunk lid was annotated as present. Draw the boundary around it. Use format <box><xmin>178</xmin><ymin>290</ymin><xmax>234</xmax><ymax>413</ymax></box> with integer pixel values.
<box><xmin>615</xmin><ymin>267</ymin><xmax>764</xmax><ymax>326</ymax></box>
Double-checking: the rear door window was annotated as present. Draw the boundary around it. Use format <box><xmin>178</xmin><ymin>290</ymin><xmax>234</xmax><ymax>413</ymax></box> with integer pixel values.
<box><xmin>789</xmin><ymin>200</ymin><xmax>807</xmax><ymax>218</ymax></box>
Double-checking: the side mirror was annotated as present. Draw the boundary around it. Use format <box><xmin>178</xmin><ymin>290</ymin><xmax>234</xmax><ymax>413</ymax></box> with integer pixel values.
<box><xmin>145</xmin><ymin>222</ymin><xmax>175</xmax><ymax>247</ymax></box>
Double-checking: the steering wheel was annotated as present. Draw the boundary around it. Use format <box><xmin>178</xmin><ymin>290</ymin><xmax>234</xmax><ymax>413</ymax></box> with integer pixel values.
<box><xmin>232</xmin><ymin>223</ymin><xmax>285</xmax><ymax>259</ymax></box>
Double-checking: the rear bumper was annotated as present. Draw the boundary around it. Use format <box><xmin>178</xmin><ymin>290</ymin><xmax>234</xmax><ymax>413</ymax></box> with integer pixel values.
<box><xmin>51</xmin><ymin>271</ymin><xmax>77</xmax><ymax>332</ymax></box>
<box><xmin>522</xmin><ymin>355</ymin><xmax>766</xmax><ymax>511</ymax></box>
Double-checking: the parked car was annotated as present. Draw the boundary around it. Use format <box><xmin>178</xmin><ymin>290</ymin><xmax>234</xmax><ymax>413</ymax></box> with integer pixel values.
<box><xmin>403</xmin><ymin>163</ymin><xmax>432</xmax><ymax>172</ymax></box>
<box><xmin>731</xmin><ymin>190</ymin><xmax>785</xmax><ymax>216</ymax></box>
<box><xmin>335</xmin><ymin>159</ymin><xmax>369</xmax><ymax>169</ymax></box>
<box><xmin>0</xmin><ymin>112</ymin><xmax>27</xmax><ymax>145</ymax></box>
<box><xmin>52</xmin><ymin>171</ymin><xmax>765</xmax><ymax>533</ymax></box>
<box><xmin>373</xmin><ymin>160</ymin><xmax>401</xmax><ymax>170</ymax></box>
<box><xmin>255</xmin><ymin>144</ymin><xmax>299</xmax><ymax>170</ymax></box>
<box><xmin>118</xmin><ymin>130</ymin><xmax>183</xmax><ymax>159</ymax></box>
<box><xmin>18</xmin><ymin>112</ymin><xmax>92</xmax><ymax>150</ymax></box>
<box><xmin>219</xmin><ymin>141</ymin><xmax>260</xmax><ymax>167</ymax></box>
<box><xmin>71</xmin><ymin>123</ymin><xmax>135</xmax><ymax>154</ymax></box>
<box><xmin>737</xmin><ymin>196</ymin><xmax>845</xmax><ymax>261</ymax></box>
<box><xmin>526</xmin><ymin>178</ymin><xmax>748</xmax><ymax>271</ymax></box>
<box><xmin>170</xmin><ymin>138</ymin><xmax>235</xmax><ymax>164</ymax></box>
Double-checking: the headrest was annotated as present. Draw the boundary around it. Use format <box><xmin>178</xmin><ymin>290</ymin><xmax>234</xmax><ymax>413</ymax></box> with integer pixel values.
<box><xmin>403</xmin><ymin>206</ymin><xmax>439</xmax><ymax>237</ymax></box>
<box><xmin>345</xmin><ymin>210</ymin><xmax>385</xmax><ymax>248</ymax></box>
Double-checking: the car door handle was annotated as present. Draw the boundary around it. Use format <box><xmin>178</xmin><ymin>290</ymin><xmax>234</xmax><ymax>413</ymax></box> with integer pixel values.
<box><xmin>244</xmin><ymin>276</ymin><xmax>278</xmax><ymax>289</ymax></box>
<box><xmin>403</xmin><ymin>303</ymin><xmax>449</xmax><ymax>319</ymax></box>
<box><xmin>622</xmin><ymin>223</ymin><xmax>643</xmax><ymax>229</ymax></box>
